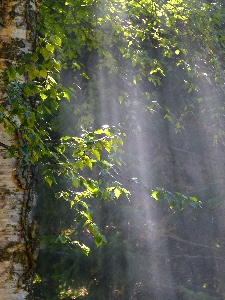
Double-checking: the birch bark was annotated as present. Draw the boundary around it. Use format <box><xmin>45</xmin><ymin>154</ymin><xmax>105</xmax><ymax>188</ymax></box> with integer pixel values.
<box><xmin>0</xmin><ymin>1</ymin><xmax>37</xmax><ymax>299</ymax></box>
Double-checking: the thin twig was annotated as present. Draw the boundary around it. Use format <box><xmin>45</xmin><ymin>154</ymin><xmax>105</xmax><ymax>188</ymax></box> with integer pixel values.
<box><xmin>0</xmin><ymin>142</ymin><xmax>9</xmax><ymax>149</ymax></box>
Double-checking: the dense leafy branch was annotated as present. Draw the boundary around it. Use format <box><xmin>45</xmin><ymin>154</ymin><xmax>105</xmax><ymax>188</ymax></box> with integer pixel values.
<box><xmin>0</xmin><ymin>35</ymin><xmax>130</xmax><ymax>252</ymax></box>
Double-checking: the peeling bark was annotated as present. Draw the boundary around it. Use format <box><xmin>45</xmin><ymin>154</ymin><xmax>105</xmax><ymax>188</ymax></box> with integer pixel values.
<box><xmin>0</xmin><ymin>1</ymin><xmax>37</xmax><ymax>299</ymax></box>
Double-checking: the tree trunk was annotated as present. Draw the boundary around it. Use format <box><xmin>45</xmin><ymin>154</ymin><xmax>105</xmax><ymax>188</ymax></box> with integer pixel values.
<box><xmin>0</xmin><ymin>1</ymin><xmax>37</xmax><ymax>299</ymax></box>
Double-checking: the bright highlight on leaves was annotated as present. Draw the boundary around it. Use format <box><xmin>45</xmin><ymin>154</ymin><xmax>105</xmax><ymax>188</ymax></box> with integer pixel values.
<box><xmin>151</xmin><ymin>187</ymin><xmax>202</xmax><ymax>210</ymax></box>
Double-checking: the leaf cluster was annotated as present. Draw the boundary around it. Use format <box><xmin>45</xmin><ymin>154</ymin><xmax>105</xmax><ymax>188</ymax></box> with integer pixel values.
<box><xmin>0</xmin><ymin>35</ymin><xmax>129</xmax><ymax>253</ymax></box>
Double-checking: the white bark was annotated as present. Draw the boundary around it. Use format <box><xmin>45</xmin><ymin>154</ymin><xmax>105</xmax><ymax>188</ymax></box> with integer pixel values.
<box><xmin>0</xmin><ymin>1</ymin><xmax>37</xmax><ymax>299</ymax></box>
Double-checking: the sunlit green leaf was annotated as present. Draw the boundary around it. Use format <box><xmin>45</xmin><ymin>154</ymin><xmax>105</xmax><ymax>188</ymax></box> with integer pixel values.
<box><xmin>44</xmin><ymin>175</ymin><xmax>55</xmax><ymax>186</ymax></box>
<box><xmin>46</xmin><ymin>43</ymin><xmax>54</xmax><ymax>53</ymax></box>
<box><xmin>151</xmin><ymin>190</ymin><xmax>158</xmax><ymax>200</ymax></box>
<box><xmin>114</xmin><ymin>188</ymin><xmax>121</xmax><ymax>199</ymax></box>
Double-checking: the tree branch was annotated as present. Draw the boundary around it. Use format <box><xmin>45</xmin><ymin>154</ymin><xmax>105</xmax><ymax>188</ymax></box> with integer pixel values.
<box><xmin>0</xmin><ymin>142</ymin><xmax>9</xmax><ymax>149</ymax></box>
<box><xmin>164</xmin><ymin>234</ymin><xmax>220</xmax><ymax>251</ymax></box>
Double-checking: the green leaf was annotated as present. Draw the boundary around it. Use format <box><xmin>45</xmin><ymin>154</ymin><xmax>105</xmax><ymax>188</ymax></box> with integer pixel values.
<box><xmin>40</xmin><ymin>47</ymin><xmax>51</xmax><ymax>60</ymax></box>
<box><xmin>91</xmin><ymin>149</ymin><xmax>100</xmax><ymax>160</ymax></box>
<box><xmin>44</xmin><ymin>175</ymin><xmax>55</xmax><ymax>186</ymax></box>
<box><xmin>63</xmin><ymin>91</ymin><xmax>70</xmax><ymax>100</ymax></box>
<box><xmin>95</xmin><ymin>129</ymin><xmax>104</xmax><ymax>134</ymax></box>
<box><xmin>151</xmin><ymin>190</ymin><xmax>159</xmax><ymax>200</ymax></box>
<box><xmin>40</xmin><ymin>93</ymin><xmax>48</xmax><ymax>100</ymax></box>
<box><xmin>50</xmin><ymin>151</ymin><xmax>59</xmax><ymax>160</ymax></box>
<box><xmin>7</xmin><ymin>67</ymin><xmax>17</xmax><ymax>81</ymax></box>
<box><xmin>114</xmin><ymin>188</ymin><xmax>121</xmax><ymax>199</ymax></box>
<box><xmin>81</xmin><ymin>72</ymin><xmax>89</xmax><ymax>79</ymax></box>
<box><xmin>189</xmin><ymin>196</ymin><xmax>198</xmax><ymax>202</ymax></box>
<box><xmin>118</xmin><ymin>95</ymin><xmax>123</xmax><ymax>104</ymax></box>
<box><xmin>46</xmin><ymin>43</ymin><xmax>54</xmax><ymax>53</ymax></box>
<box><xmin>95</xmin><ymin>236</ymin><xmax>103</xmax><ymax>247</ymax></box>
<box><xmin>19</xmin><ymin>146</ymin><xmax>28</xmax><ymax>158</ymax></box>
<box><xmin>39</xmin><ymin>69</ymin><xmax>48</xmax><ymax>78</ymax></box>
<box><xmin>58</xmin><ymin>235</ymin><xmax>67</xmax><ymax>243</ymax></box>
<box><xmin>52</xmin><ymin>35</ymin><xmax>62</xmax><ymax>46</ymax></box>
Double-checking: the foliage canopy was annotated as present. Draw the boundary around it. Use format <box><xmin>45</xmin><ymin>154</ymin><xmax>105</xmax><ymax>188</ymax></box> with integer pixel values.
<box><xmin>1</xmin><ymin>0</ymin><xmax>215</xmax><ymax>251</ymax></box>
<box><xmin>1</xmin><ymin>0</ymin><xmax>225</xmax><ymax>298</ymax></box>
